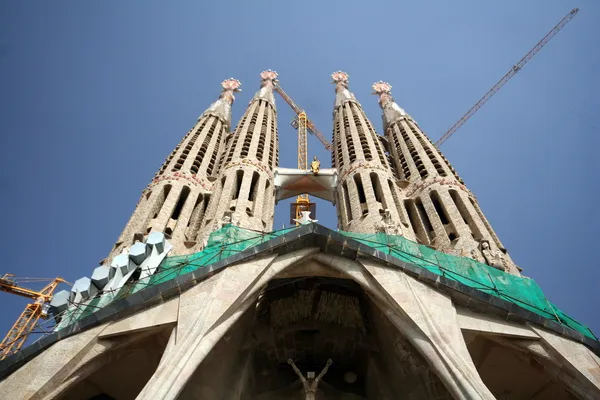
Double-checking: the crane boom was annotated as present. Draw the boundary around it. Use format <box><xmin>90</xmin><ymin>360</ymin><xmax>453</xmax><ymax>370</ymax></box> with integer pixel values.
<box><xmin>0</xmin><ymin>274</ymin><xmax>66</xmax><ymax>359</ymax></box>
<box><xmin>435</xmin><ymin>8</ymin><xmax>579</xmax><ymax>147</ymax></box>
<box><xmin>273</xmin><ymin>84</ymin><xmax>333</xmax><ymax>151</ymax></box>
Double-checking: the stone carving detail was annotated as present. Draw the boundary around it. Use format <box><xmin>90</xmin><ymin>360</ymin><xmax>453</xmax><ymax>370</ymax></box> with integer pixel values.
<box><xmin>288</xmin><ymin>358</ymin><xmax>333</xmax><ymax>400</ymax></box>
<box><xmin>213</xmin><ymin>214</ymin><xmax>232</xmax><ymax>232</ymax></box>
<box><xmin>376</xmin><ymin>209</ymin><xmax>403</xmax><ymax>235</ymax></box>
<box><xmin>223</xmin><ymin>158</ymin><xmax>274</xmax><ymax>177</ymax></box>
<box><xmin>479</xmin><ymin>239</ymin><xmax>505</xmax><ymax>271</ymax></box>
<box><xmin>407</xmin><ymin>176</ymin><xmax>469</xmax><ymax>197</ymax></box>
<box><xmin>148</xmin><ymin>171</ymin><xmax>214</xmax><ymax>192</ymax></box>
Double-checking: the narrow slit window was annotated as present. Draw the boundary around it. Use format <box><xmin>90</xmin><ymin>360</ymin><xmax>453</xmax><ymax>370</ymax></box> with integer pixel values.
<box><xmin>342</xmin><ymin>182</ymin><xmax>352</xmax><ymax>222</ymax></box>
<box><xmin>248</xmin><ymin>172</ymin><xmax>260</xmax><ymax>201</ymax></box>
<box><xmin>354</xmin><ymin>174</ymin><xmax>366</xmax><ymax>204</ymax></box>
<box><xmin>233</xmin><ymin>170</ymin><xmax>244</xmax><ymax>200</ymax></box>
<box><xmin>171</xmin><ymin>186</ymin><xmax>191</xmax><ymax>221</ymax></box>
<box><xmin>415</xmin><ymin>197</ymin><xmax>434</xmax><ymax>237</ymax></box>
<box><xmin>430</xmin><ymin>190</ymin><xmax>450</xmax><ymax>225</ymax></box>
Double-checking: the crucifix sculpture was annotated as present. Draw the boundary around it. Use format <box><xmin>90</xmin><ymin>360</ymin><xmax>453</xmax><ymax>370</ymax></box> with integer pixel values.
<box><xmin>287</xmin><ymin>358</ymin><xmax>333</xmax><ymax>400</ymax></box>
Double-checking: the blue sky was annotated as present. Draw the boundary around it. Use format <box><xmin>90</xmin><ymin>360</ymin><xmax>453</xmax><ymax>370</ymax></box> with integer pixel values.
<box><xmin>0</xmin><ymin>0</ymin><xmax>598</xmax><ymax>341</ymax></box>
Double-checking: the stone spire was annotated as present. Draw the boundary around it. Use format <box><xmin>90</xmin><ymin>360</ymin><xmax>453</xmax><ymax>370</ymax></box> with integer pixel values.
<box><xmin>200</xmin><ymin>70</ymin><xmax>279</xmax><ymax>236</ymax></box>
<box><xmin>103</xmin><ymin>79</ymin><xmax>241</xmax><ymax>262</ymax></box>
<box><xmin>200</xmin><ymin>78</ymin><xmax>242</xmax><ymax>128</ymax></box>
<box><xmin>331</xmin><ymin>72</ymin><xmax>415</xmax><ymax>239</ymax></box>
<box><xmin>373</xmin><ymin>81</ymin><xmax>520</xmax><ymax>274</ymax></box>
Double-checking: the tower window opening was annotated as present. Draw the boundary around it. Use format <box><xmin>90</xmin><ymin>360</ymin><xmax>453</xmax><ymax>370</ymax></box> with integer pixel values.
<box><xmin>415</xmin><ymin>197</ymin><xmax>434</xmax><ymax>238</ymax></box>
<box><xmin>203</xmin><ymin>194</ymin><xmax>211</xmax><ymax>215</ymax></box>
<box><xmin>257</xmin><ymin>113</ymin><xmax>268</xmax><ymax>161</ymax></box>
<box><xmin>248</xmin><ymin>172</ymin><xmax>260</xmax><ymax>201</ymax></box>
<box><xmin>153</xmin><ymin>185</ymin><xmax>172</xmax><ymax>219</ymax></box>
<box><xmin>233</xmin><ymin>170</ymin><xmax>244</xmax><ymax>200</ymax></box>
<box><xmin>172</xmin><ymin>121</ymin><xmax>206</xmax><ymax>172</ymax></box>
<box><xmin>342</xmin><ymin>182</ymin><xmax>352</xmax><ymax>223</ymax></box>
<box><xmin>187</xmin><ymin>194</ymin><xmax>204</xmax><ymax>229</ymax></box>
<box><xmin>342</xmin><ymin>109</ymin><xmax>357</xmax><ymax>164</ymax></box>
<box><xmin>370</xmin><ymin>173</ymin><xmax>385</xmax><ymax>207</ymax></box>
<box><xmin>170</xmin><ymin>186</ymin><xmax>191</xmax><ymax>221</ymax></box>
<box><xmin>399</xmin><ymin>124</ymin><xmax>428</xmax><ymax>179</ymax></box>
<box><xmin>405</xmin><ymin>199</ymin><xmax>429</xmax><ymax>244</ymax></box>
<box><xmin>430</xmin><ymin>190</ymin><xmax>450</xmax><ymax>225</ymax></box>
<box><xmin>262</xmin><ymin>180</ymin><xmax>271</xmax><ymax>221</ymax></box>
<box><xmin>354</xmin><ymin>174</ymin><xmax>367</xmax><ymax>216</ymax></box>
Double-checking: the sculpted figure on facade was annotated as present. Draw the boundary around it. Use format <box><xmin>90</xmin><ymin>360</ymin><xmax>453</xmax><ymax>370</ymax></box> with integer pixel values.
<box><xmin>288</xmin><ymin>358</ymin><xmax>333</xmax><ymax>400</ymax></box>
<box><xmin>376</xmin><ymin>209</ymin><xmax>403</xmax><ymax>236</ymax></box>
<box><xmin>310</xmin><ymin>156</ymin><xmax>320</xmax><ymax>175</ymax></box>
<box><xmin>480</xmin><ymin>239</ymin><xmax>505</xmax><ymax>271</ymax></box>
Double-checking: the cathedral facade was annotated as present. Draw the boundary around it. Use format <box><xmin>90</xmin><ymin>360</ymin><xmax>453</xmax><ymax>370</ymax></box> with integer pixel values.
<box><xmin>0</xmin><ymin>72</ymin><xmax>599</xmax><ymax>399</ymax></box>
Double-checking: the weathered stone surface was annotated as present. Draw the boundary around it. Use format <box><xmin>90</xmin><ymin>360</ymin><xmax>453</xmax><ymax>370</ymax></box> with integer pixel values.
<box><xmin>456</xmin><ymin>307</ymin><xmax>539</xmax><ymax>339</ymax></box>
<box><xmin>91</xmin><ymin>265</ymin><xmax>114</xmax><ymax>289</ymax></box>
<box><xmin>129</xmin><ymin>242</ymin><xmax>150</xmax><ymax>265</ymax></box>
<box><xmin>100</xmin><ymin>297</ymin><xmax>179</xmax><ymax>339</ymax></box>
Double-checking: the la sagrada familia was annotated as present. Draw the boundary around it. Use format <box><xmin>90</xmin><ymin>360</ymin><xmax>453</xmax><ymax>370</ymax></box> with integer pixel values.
<box><xmin>0</xmin><ymin>71</ymin><xmax>599</xmax><ymax>399</ymax></box>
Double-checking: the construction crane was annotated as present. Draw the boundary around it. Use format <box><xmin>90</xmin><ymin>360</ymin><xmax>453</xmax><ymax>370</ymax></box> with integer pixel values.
<box><xmin>435</xmin><ymin>8</ymin><xmax>579</xmax><ymax>147</ymax></box>
<box><xmin>273</xmin><ymin>84</ymin><xmax>333</xmax><ymax>151</ymax></box>
<box><xmin>0</xmin><ymin>274</ymin><xmax>67</xmax><ymax>359</ymax></box>
<box><xmin>274</xmin><ymin>83</ymin><xmax>329</xmax><ymax>225</ymax></box>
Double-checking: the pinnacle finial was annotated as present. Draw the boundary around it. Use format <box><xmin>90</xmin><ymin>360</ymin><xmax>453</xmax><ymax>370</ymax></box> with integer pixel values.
<box><xmin>331</xmin><ymin>71</ymin><xmax>349</xmax><ymax>84</ymax></box>
<box><xmin>260</xmin><ymin>69</ymin><xmax>278</xmax><ymax>82</ymax></box>
<box><xmin>221</xmin><ymin>78</ymin><xmax>242</xmax><ymax>92</ymax></box>
<box><xmin>372</xmin><ymin>81</ymin><xmax>392</xmax><ymax>95</ymax></box>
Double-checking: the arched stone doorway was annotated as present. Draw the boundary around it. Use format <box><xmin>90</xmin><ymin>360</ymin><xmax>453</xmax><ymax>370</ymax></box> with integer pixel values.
<box><xmin>178</xmin><ymin>275</ymin><xmax>452</xmax><ymax>399</ymax></box>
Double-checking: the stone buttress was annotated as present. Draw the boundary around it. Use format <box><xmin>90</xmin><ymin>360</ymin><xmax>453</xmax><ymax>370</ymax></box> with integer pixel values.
<box><xmin>373</xmin><ymin>81</ymin><xmax>519</xmax><ymax>274</ymax></box>
<box><xmin>104</xmin><ymin>79</ymin><xmax>241</xmax><ymax>261</ymax></box>
<box><xmin>200</xmin><ymin>70</ymin><xmax>279</xmax><ymax>235</ymax></box>
<box><xmin>331</xmin><ymin>72</ymin><xmax>415</xmax><ymax>239</ymax></box>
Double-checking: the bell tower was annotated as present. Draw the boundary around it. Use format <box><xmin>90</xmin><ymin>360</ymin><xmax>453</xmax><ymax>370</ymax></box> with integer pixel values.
<box><xmin>373</xmin><ymin>81</ymin><xmax>519</xmax><ymax>274</ymax></box>
<box><xmin>201</xmin><ymin>70</ymin><xmax>279</xmax><ymax>235</ymax></box>
<box><xmin>331</xmin><ymin>72</ymin><xmax>414</xmax><ymax>238</ymax></box>
<box><xmin>103</xmin><ymin>78</ymin><xmax>241</xmax><ymax>260</ymax></box>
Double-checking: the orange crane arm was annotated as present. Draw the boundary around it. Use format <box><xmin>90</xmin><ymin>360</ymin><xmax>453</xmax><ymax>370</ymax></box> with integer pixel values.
<box><xmin>0</xmin><ymin>275</ymin><xmax>66</xmax><ymax>359</ymax></box>
<box><xmin>435</xmin><ymin>8</ymin><xmax>579</xmax><ymax>147</ymax></box>
<box><xmin>273</xmin><ymin>84</ymin><xmax>333</xmax><ymax>151</ymax></box>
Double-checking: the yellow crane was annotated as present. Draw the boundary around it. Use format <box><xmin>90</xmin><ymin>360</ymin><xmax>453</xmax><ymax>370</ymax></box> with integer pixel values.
<box><xmin>0</xmin><ymin>274</ymin><xmax>67</xmax><ymax>359</ymax></box>
<box><xmin>273</xmin><ymin>83</ymin><xmax>328</xmax><ymax>225</ymax></box>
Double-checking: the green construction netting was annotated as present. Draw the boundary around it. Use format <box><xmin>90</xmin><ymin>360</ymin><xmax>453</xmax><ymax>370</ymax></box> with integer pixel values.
<box><xmin>340</xmin><ymin>230</ymin><xmax>597</xmax><ymax>340</ymax></box>
<box><xmin>60</xmin><ymin>224</ymin><xmax>596</xmax><ymax>342</ymax></box>
<box><xmin>128</xmin><ymin>224</ymin><xmax>296</xmax><ymax>294</ymax></box>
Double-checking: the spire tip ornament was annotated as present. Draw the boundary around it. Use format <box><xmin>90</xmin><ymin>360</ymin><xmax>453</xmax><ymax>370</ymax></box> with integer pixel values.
<box><xmin>221</xmin><ymin>78</ymin><xmax>242</xmax><ymax>92</ymax></box>
<box><xmin>372</xmin><ymin>81</ymin><xmax>392</xmax><ymax>95</ymax></box>
<box><xmin>331</xmin><ymin>71</ymin><xmax>349</xmax><ymax>84</ymax></box>
<box><xmin>260</xmin><ymin>69</ymin><xmax>278</xmax><ymax>82</ymax></box>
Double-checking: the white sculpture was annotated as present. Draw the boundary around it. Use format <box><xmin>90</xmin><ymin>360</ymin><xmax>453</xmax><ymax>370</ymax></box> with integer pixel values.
<box><xmin>376</xmin><ymin>209</ymin><xmax>402</xmax><ymax>235</ymax></box>
<box><xmin>293</xmin><ymin>211</ymin><xmax>318</xmax><ymax>225</ymax></box>
<box><xmin>288</xmin><ymin>358</ymin><xmax>333</xmax><ymax>400</ymax></box>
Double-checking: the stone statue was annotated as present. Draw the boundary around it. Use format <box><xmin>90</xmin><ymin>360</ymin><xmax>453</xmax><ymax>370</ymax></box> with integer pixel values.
<box><xmin>310</xmin><ymin>156</ymin><xmax>321</xmax><ymax>175</ymax></box>
<box><xmin>213</xmin><ymin>215</ymin><xmax>231</xmax><ymax>232</ymax></box>
<box><xmin>479</xmin><ymin>239</ymin><xmax>505</xmax><ymax>271</ymax></box>
<box><xmin>288</xmin><ymin>358</ymin><xmax>333</xmax><ymax>400</ymax></box>
<box><xmin>376</xmin><ymin>209</ymin><xmax>403</xmax><ymax>235</ymax></box>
